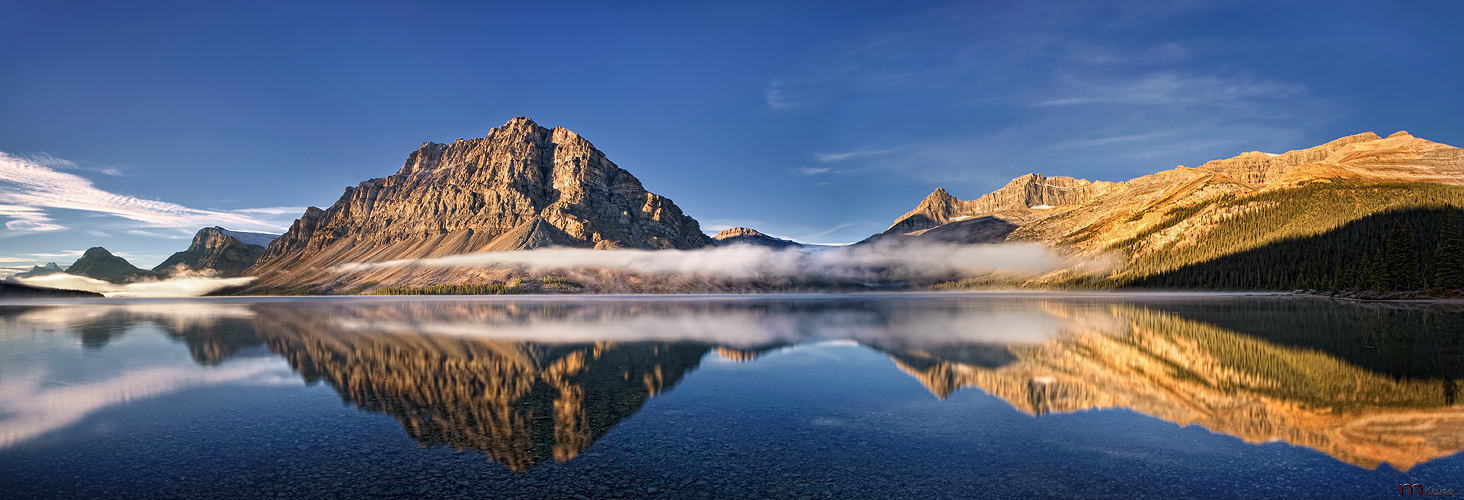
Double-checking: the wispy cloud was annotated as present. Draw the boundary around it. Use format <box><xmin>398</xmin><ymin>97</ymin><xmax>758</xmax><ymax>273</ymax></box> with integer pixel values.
<box><xmin>813</xmin><ymin>147</ymin><xmax>900</xmax><ymax>163</ymax></box>
<box><xmin>797</xmin><ymin>167</ymin><xmax>832</xmax><ymax>175</ymax></box>
<box><xmin>1034</xmin><ymin>72</ymin><xmax>1305</xmax><ymax>110</ymax></box>
<box><xmin>1055</xmin><ymin>132</ymin><xmax>1174</xmax><ymax>149</ymax></box>
<box><xmin>233</xmin><ymin>206</ymin><xmax>308</xmax><ymax>216</ymax></box>
<box><xmin>21</xmin><ymin>152</ymin><xmax>127</xmax><ymax>176</ymax></box>
<box><xmin>764</xmin><ymin>79</ymin><xmax>802</xmax><ymax>109</ymax></box>
<box><xmin>0</xmin><ymin>151</ymin><xmax>294</xmax><ymax>236</ymax></box>
<box><xmin>0</xmin><ymin>204</ymin><xmax>64</xmax><ymax>234</ymax></box>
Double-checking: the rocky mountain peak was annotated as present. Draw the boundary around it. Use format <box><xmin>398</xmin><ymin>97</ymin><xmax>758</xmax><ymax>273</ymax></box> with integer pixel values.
<box><xmin>11</xmin><ymin>262</ymin><xmax>64</xmax><ymax>279</ymax></box>
<box><xmin>714</xmin><ymin>227</ymin><xmax>770</xmax><ymax>239</ymax></box>
<box><xmin>245</xmin><ymin>117</ymin><xmax>713</xmax><ymax>292</ymax></box>
<box><xmin>712</xmin><ymin>227</ymin><xmax>801</xmax><ymax>249</ymax></box>
<box><xmin>153</xmin><ymin>227</ymin><xmax>272</xmax><ymax>278</ymax></box>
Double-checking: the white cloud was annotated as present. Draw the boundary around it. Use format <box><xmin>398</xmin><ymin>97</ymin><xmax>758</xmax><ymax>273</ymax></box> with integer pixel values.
<box><xmin>0</xmin><ymin>151</ymin><xmax>294</xmax><ymax>236</ymax></box>
<box><xmin>797</xmin><ymin>167</ymin><xmax>832</xmax><ymax>175</ymax></box>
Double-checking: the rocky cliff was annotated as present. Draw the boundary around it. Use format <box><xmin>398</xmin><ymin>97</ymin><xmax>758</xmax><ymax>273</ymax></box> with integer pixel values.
<box><xmin>64</xmin><ymin>247</ymin><xmax>151</xmax><ymax>283</ymax></box>
<box><xmin>244</xmin><ymin>117</ymin><xmax>711</xmax><ymax>292</ymax></box>
<box><xmin>153</xmin><ymin>227</ymin><xmax>272</xmax><ymax>278</ymax></box>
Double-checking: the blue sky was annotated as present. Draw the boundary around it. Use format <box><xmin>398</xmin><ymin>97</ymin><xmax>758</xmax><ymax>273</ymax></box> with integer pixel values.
<box><xmin>2</xmin><ymin>0</ymin><xmax>1461</xmax><ymax>273</ymax></box>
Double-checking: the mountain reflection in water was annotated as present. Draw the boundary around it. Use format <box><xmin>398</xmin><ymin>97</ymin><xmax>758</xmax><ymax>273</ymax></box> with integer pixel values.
<box><xmin>1</xmin><ymin>295</ymin><xmax>1460</xmax><ymax>473</ymax></box>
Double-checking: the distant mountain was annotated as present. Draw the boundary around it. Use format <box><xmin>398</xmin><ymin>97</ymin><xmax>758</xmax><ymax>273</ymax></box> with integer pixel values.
<box><xmin>0</xmin><ymin>281</ymin><xmax>103</xmax><ymax>298</ymax></box>
<box><xmin>874</xmin><ymin>131</ymin><xmax>1464</xmax><ymax>288</ymax></box>
<box><xmin>243</xmin><ymin>117</ymin><xmax>711</xmax><ymax>293</ymax></box>
<box><xmin>12</xmin><ymin>262</ymin><xmax>64</xmax><ymax>279</ymax></box>
<box><xmin>712</xmin><ymin>227</ymin><xmax>801</xmax><ymax>249</ymax></box>
<box><xmin>65</xmin><ymin>247</ymin><xmax>153</xmax><ymax>283</ymax></box>
<box><xmin>154</xmin><ymin>227</ymin><xmax>274</xmax><ymax>278</ymax></box>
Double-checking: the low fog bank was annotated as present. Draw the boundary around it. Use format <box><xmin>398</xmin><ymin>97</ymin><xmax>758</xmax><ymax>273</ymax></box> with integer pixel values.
<box><xmin>14</xmin><ymin>274</ymin><xmax>255</xmax><ymax>298</ymax></box>
<box><xmin>336</xmin><ymin>240</ymin><xmax>1111</xmax><ymax>281</ymax></box>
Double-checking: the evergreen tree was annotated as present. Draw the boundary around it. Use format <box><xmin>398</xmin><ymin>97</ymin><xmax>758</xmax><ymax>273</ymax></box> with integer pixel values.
<box><xmin>1384</xmin><ymin>221</ymin><xmax>1419</xmax><ymax>291</ymax></box>
<box><xmin>1433</xmin><ymin>208</ymin><xmax>1464</xmax><ymax>291</ymax></box>
<box><xmin>1358</xmin><ymin>253</ymin><xmax>1380</xmax><ymax>291</ymax></box>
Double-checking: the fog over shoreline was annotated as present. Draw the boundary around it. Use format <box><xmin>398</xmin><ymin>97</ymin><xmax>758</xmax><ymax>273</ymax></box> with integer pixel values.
<box><xmin>14</xmin><ymin>274</ymin><xmax>254</xmax><ymax>298</ymax></box>
<box><xmin>335</xmin><ymin>240</ymin><xmax>1115</xmax><ymax>281</ymax></box>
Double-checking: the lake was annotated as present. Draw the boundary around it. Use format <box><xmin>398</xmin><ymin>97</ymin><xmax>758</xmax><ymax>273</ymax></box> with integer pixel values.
<box><xmin>0</xmin><ymin>293</ymin><xmax>1460</xmax><ymax>499</ymax></box>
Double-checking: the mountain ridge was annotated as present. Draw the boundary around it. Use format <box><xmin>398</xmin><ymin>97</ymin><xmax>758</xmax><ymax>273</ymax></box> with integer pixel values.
<box><xmin>877</xmin><ymin>131</ymin><xmax>1464</xmax><ymax>287</ymax></box>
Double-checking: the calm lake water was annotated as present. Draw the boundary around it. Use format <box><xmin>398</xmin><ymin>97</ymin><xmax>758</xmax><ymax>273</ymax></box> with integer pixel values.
<box><xmin>0</xmin><ymin>293</ymin><xmax>1460</xmax><ymax>499</ymax></box>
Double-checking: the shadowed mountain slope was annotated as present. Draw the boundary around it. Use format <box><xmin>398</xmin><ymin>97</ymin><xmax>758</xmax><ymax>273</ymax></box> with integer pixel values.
<box><xmin>64</xmin><ymin>247</ymin><xmax>152</xmax><ymax>283</ymax></box>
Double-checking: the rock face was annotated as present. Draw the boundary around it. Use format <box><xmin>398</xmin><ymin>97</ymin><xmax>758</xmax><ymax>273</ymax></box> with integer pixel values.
<box><xmin>153</xmin><ymin>227</ymin><xmax>273</xmax><ymax>278</ymax></box>
<box><xmin>12</xmin><ymin>262</ymin><xmax>63</xmax><ymax>279</ymax></box>
<box><xmin>245</xmin><ymin>117</ymin><xmax>711</xmax><ymax>292</ymax></box>
<box><xmin>65</xmin><ymin>247</ymin><xmax>151</xmax><ymax>283</ymax></box>
<box><xmin>712</xmin><ymin>227</ymin><xmax>801</xmax><ymax>249</ymax></box>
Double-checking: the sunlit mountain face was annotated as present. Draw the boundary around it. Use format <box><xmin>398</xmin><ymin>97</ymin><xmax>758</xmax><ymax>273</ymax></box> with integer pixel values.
<box><xmin>0</xmin><ymin>295</ymin><xmax>1459</xmax><ymax>498</ymax></box>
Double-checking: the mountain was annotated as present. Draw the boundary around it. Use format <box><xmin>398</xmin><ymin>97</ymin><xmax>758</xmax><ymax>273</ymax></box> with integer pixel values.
<box><xmin>12</xmin><ymin>262</ymin><xmax>63</xmax><ymax>279</ymax></box>
<box><xmin>65</xmin><ymin>247</ymin><xmax>152</xmax><ymax>283</ymax></box>
<box><xmin>876</xmin><ymin>131</ymin><xmax>1464</xmax><ymax>287</ymax></box>
<box><xmin>712</xmin><ymin>227</ymin><xmax>801</xmax><ymax>249</ymax></box>
<box><xmin>243</xmin><ymin>117</ymin><xmax>711</xmax><ymax>293</ymax></box>
<box><xmin>153</xmin><ymin>227</ymin><xmax>273</xmax><ymax>278</ymax></box>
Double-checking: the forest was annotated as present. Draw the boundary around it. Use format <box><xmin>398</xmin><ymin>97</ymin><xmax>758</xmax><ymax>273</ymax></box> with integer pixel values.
<box><xmin>1125</xmin><ymin>202</ymin><xmax>1464</xmax><ymax>292</ymax></box>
